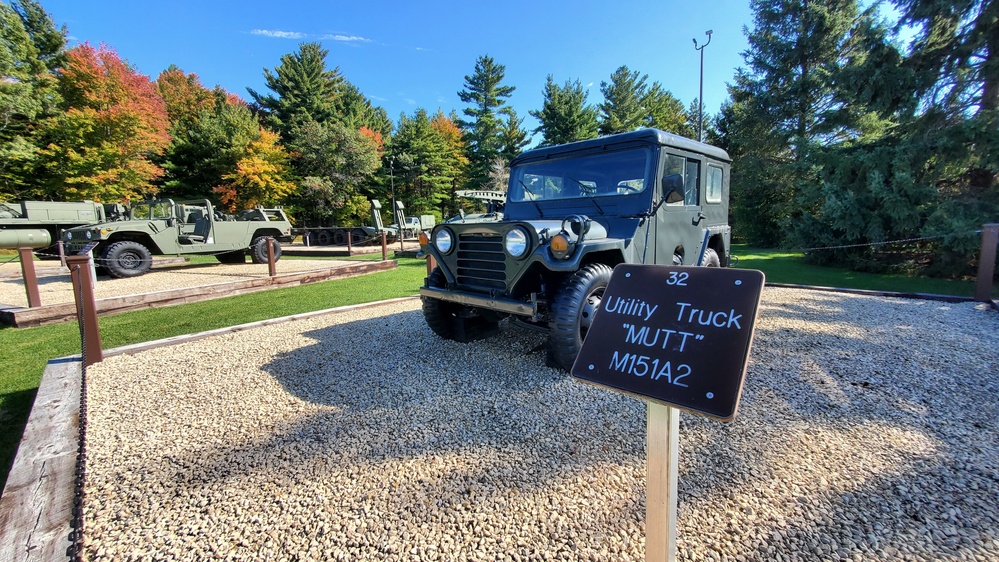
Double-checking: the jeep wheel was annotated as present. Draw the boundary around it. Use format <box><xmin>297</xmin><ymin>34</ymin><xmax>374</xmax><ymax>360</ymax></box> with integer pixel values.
<box><xmin>702</xmin><ymin>248</ymin><xmax>720</xmax><ymax>267</ymax></box>
<box><xmin>422</xmin><ymin>267</ymin><xmax>499</xmax><ymax>342</ymax></box>
<box><xmin>103</xmin><ymin>241</ymin><xmax>152</xmax><ymax>278</ymax></box>
<box><xmin>548</xmin><ymin>263</ymin><xmax>613</xmax><ymax>371</ymax></box>
<box><xmin>250</xmin><ymin>237</ymin><xmax>281</xmax><ymax>264</ymax></box>
<box><xmin>216</xmin><ymin>251</ymin><xmax>246</xmax><ymax>264</ymax></box>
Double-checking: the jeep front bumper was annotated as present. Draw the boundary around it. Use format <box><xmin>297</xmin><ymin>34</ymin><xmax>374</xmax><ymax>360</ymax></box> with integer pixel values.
<box><xmin>419</xmin><ymin>286</ymin><xmax>538</xmax><ymax>318</ymax></box>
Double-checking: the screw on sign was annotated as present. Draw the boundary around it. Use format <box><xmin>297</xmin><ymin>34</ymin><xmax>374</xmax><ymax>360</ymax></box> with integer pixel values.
<box><xmin>571</xmin><ymin>264</ymin><xmax>765</xmax><ymax>422</ymax></box>
<box><xmin>570</xmin><ymin>264</ymin><xmax>764</xmax><ymax>562</ymax></box>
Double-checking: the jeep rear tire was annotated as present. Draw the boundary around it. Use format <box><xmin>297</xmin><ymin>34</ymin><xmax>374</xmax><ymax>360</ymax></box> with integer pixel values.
<box><xmin>702</xmin><ymin>248</ymin><xmax>720</xmax><ymax>267</ymax></box>
<box><xmin>548</xmin><ymin>263</ymin><xmax>613</xmax><ymax>371</ymax></box>
<box><xmin>103</xmin><ymin>241</ymin><xmax>152</xmax><ymax>278</ymax></box>
<box><xmin>250</xmin><ymin>236</ymin><xmax>281</xmax><ymax>264</ymax></box>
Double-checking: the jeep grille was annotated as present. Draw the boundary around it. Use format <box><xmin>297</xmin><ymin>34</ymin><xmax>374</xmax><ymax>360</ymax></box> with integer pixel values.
<box><xmin>455</xmin><ymin>233</ymin><xmax>505</xmax><ymax>291</ymax></box>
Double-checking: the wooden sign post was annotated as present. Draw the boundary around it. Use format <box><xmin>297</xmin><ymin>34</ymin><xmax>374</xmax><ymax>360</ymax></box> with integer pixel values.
<box><xmin>571</xmin><ymin>264</ymin><xmax>765</xmax><ymax>561</ymax></box>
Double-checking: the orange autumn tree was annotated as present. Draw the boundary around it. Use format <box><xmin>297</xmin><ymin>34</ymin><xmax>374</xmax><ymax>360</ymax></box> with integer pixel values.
<box><xmin>155</xmin><ymin>65</ymin><xmax>214</xmax><ymax>135</ymax></box>
<box><xmin>213</xmin><ymin>128</ymin><xmax>296</xmax><ymax>210</ymax></box>
<box><xmin>38</xmin><ymin>43</ymin><xmax>170</xmax><ymax>202</ymax></box>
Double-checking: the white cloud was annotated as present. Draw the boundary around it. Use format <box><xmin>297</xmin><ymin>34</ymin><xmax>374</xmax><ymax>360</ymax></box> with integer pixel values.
<box><xmin>251</xmin><ymin>29</ymin><xmax>306</xmax><ymax>39</ymax></box>
<box><xmin>324</xmin><ymin>34</ymin><xmax>372</xmax><ymax>43</ymax></box>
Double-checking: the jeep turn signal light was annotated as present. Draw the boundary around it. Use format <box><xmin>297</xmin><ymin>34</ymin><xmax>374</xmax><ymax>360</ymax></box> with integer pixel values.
<box><xmin>418</xmin><ymin>231</ymin><xmax>429</xmax><ymax>246</ymax></box>
<box><xmin>550</xmin><ymin>233</ymin><xmax>571</xmax><ymax>260</ymax></box>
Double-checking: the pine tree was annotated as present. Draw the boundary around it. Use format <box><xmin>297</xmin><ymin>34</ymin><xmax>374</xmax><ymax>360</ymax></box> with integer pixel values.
<box><xmin>457</xmin><ymin>55</ymin><xmax>516</xmax><ymax>190</ymax></box>
<box><xmin>644</xmin><ymin>83</ymin><xmax>692</xmax><ymax>137</ymax></box>
<box><xmin>598</xmin><ymin>66</ymin><xmax>648</xmax><ymax>135</ymax></box>
<box><xmin>530</xmin><ymin>75</ymin><xmax>598</xmax><ymax>147</ymax></box>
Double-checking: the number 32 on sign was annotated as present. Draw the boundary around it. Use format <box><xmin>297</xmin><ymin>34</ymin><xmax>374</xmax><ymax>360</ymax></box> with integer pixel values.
<box><xmin>571</xmin><ymin>264</ymin><xmax>765</xmax><ymax>422</ymax></box>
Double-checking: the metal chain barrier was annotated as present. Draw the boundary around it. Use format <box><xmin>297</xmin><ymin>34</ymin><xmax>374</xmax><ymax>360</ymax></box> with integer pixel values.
<box><xmin>789</xmin><ymin>230</ymin><xmax>982</xmax><ymax>253</ymax></box>
<box><xmin>69</xmin><ymin>264</ymin><xmax>88</xmax><ymax>561</ymax></box>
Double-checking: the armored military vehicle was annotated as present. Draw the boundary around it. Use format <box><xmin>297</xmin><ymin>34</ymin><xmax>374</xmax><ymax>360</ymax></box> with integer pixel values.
<box><xmin>420</xmin><ymin>129</ymin><xmax>731</xmax><ymax>370</ymax></box>
<box><xmin>0</xmin><ymin>200</ymin><xmax>125</xmax><ymax>251</ymax></box>
<box><xmin>62</xmin><ymin>199</ymin><xmax>293</xmax><ymax>278</ymax></box>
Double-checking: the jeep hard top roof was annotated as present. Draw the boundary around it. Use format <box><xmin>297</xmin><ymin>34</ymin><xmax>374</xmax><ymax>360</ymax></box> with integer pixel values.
<box><xmin>510</xmin><ymin>128</ymin><xmax>731</xmax><ymax>166</ymax></box>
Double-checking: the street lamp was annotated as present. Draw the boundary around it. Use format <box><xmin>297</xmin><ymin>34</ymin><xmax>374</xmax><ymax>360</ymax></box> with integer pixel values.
<box><xmin>693</xmin><ymin>29</ymin><xmax>713</xmax><ymax>143</ymax></box>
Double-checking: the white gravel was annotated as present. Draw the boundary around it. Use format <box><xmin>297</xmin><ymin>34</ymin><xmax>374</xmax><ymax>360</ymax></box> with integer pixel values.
<box><xmin>81</xmin><ymin>289</ymin><xmax>999</xmax><ymax>561</ymax></box>
<box><xmin>0</xmin><ymin>258</ymin><xmax>360</xmax><ymax>308</ymax></box>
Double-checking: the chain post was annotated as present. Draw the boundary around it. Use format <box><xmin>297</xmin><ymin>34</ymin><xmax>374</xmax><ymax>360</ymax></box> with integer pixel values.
<box><xmin>975</xmin><ymin>224</ymin><xmax>999</xmax><ymax>302</ymax></box>
<box><xmin>267</xmin><ymin>236</ymin><xmax>277</xmax><ymax>277</ymax></box>
<box><xmin>66</xmin><ymin>254</ymin><xmax>103</xmax><ymax>366</ymax></box>
<box><xmin>58</xmin><ymin>240</ymin><xmax>66</xmax><ymax>267</ymax></box>
<box><xmin>381</xmin><ymin>231</ymin><xmax>387</xmax><ymax>260</ymax></box>
<box><xmin>17</xmin><ymin>247</ymin><xmax>42</xmax><ymax>308</ymax></box>
<box><xmin>427</xmin><ymin>254</ymin><xmax>436</xmax><ymax>276</ymax></box>
<box><xmin>346</xmin><ymin>231</ymin><xmax>352</xmax><ymax>255</ymax></box>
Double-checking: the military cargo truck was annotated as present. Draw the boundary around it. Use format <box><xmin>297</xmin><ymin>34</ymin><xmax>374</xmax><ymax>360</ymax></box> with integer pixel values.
<box><xmin>420</xmin><ymin>129</ymin><xmax>732</xmax><ymax>370</ymax></box>
<box><xmin>62</xmin><ymin>199</ymin><xmax>293</xmax><ymax>278</ymax></box>
<box><xmin>0</xmin><ymin>200</ymin><xmax>125</xmax><ymax>251</ymax></box>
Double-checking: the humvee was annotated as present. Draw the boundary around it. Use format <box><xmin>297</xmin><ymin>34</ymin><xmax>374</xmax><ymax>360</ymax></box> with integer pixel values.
<box><xmin>63</xmin><ymin>199</ymin><xmax>293</xmax><ymax>278</ymax></box>
<box><xmin>420</xmin><ymin>129</ymin><xmax>732</xmax><ymax>370</ymax></box>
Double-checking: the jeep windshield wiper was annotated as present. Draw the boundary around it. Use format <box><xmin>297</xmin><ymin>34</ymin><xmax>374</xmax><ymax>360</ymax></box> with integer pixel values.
<box><xmin>518</xmin><ymin>180</ymin><xmax>544</xmax><ymax>217</ymax></box>
<box><xmin>567</xmin><ymin>176</ymin><xmax>605</xmax><ymax>215</ymax></box>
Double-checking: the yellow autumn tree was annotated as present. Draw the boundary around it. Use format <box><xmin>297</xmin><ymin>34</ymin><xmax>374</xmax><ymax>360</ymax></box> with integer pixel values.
<box><xmin>214</xmin><ymin>128</ymin><xmax>295</xmax><ymax>210</ymax></box>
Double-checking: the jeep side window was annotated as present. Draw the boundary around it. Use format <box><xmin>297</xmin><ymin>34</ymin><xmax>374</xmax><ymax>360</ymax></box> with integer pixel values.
<box><xmin>706</xmin><ymin>164</ymin><xmax>723</xmax><ymax>204</ymax></box>
<box><xmin>685</xmin><ymin>159</ymin><xmax>700</xmax><ymax>206</ymax></box>
<box><xmin>664</xmin><ymin>154</ymin><xmax>686</xmax><ymax>206</ymax></box>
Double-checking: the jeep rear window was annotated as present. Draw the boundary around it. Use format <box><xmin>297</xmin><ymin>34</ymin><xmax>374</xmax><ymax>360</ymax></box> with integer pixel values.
<box><xmin>508</xmin><ymin>147</ymin><xmax>653</xmax><ymax>202</ymax></box>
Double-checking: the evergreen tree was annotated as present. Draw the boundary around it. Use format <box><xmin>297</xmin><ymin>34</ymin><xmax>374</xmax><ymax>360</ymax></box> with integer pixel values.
<box><xmin>0</xmin><ymin>0</ymin><xmax>64</xmax><ymax>199</ymax></box>
<box><xmin>530</xmin><ymin>75</ymin><xmax>598</xmax><ymax>147</ymax></box>
<box><xmin>499</xmin><ymin>108</ymin><xmax>530</xmax><ymax>163</ymax></box>
<box><xmin>457</xmin><ymin>55</ymin><xmax>515</xmax><ymax>190</ymax></box>
<box><xmin>598</xmin><ymin>66</ymin><xmax>648</xmax><ymax>135</ymax></box>
<box><xmin>644</xmin><ymin>83</ymin><xmax>692</xmax><ymax>137</ymax></box>
<box><xmin>247</xmin><ymin>42</ymin><xmax>343</xmax><ymax>139</ymax></box>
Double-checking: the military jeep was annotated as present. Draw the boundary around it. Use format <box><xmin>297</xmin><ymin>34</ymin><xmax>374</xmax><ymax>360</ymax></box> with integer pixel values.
<box><xmin>420</xmin><ymin>129</ymin><xmax>732</xmax><ymax>370</ymax></box>
<box><xmin>63</xmin><ymin>199</ymin><xmax>293</xmax><ymax>278</ymax></box>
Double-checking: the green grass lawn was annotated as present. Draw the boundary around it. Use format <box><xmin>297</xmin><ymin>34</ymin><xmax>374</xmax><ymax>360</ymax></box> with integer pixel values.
<box><xmin>1</xmin><ymin>247</ymin><xmax>995</xmax><ymax>492</ymax></box>
<box><xmin>731</xmin><ymin>244</ymin><xmax>992</xmax><ymax>297</ymax></box>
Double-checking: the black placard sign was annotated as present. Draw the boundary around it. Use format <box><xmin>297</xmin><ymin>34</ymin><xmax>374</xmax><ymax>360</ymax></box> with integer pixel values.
<box><xmin>76</xmin><ymin>241</ymin><xmax>99</xmax><ymax>255</ymax></box>
<box><xmin>571</xmin><ymin>265</ymin><xmax>765</xmax><ymax>422</ymax></box>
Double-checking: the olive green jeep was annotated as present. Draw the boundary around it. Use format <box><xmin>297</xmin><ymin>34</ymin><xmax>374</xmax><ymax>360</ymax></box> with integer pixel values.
<box><xmin>420</xmin><ymin>129</ymin><xmax>732</xmax><ymax>370</ymax></box>
<box><xmin>63</xmin><ymin>199</ymin><xmax>293</xmax><ymax>278</ymax></box>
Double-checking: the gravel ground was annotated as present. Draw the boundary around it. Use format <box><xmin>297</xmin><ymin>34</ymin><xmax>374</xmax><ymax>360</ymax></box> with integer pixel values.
<box><xmin>82</xmin><ymin>290</ymin><xmax>999</xmax><ymax>561</ymax></box>
<box><xmin>0</xmin><ymin>258</ymin><xmax>359</xmax><ymax>308</ymax></box>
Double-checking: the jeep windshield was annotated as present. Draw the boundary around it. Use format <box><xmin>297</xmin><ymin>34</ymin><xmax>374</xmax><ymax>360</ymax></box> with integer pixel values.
<box><xmin>508</xmin><ymin>146</ymin><xmax>654</xmax><ymax>203</ymax></box>
<box><xmin>129</xmin><ymin>201</ymin><xmax>173</xmax><ymax>220</ymax></box>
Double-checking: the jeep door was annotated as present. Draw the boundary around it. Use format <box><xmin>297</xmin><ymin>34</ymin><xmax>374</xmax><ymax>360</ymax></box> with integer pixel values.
<box><xmin>655</xmin><ymin>152</ymin><xmax>708</xmax><ymax>265</ymax></box>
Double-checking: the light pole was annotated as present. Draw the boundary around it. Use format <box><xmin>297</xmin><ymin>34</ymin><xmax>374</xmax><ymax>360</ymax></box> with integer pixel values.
<box><xmin>693</xmin><ymin>29</ymin><xmax>713</xmax><ymax>143</ymax></box>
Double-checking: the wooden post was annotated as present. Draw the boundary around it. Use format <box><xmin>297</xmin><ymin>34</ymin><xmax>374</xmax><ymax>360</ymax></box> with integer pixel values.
<box><xmin>57</xmin><ymin>239</ymin><xmax>66</xmax><ymax>267</ymax></box>
<box><xmin>267</xmin><ymin>237</ymin><xmax>277</xmax><ymax>277</ymax></box>
<box><xmin>18</xmin><ymin>247</ymin><xmax>42</xmax><ymax>308</ymax></box>
<box><xmin>646</xmin><ymin>402</ymin><xmax>680</xmax><ymax>562</ymax></box>
<box><xmin>65</xmin><ymin>254</ymin><xmax>103</xmax><ymax>366</ymax></box>
<box><xmin>381</xmin><ymin>231</ymin><xmax>388</xmax><ymax>260</ymax></box>
<box><xmin>427</xmin><ymin>254</ymin><xmax>437</xmax><ymax>276</ymax></box>
<box><xmin>975</xmin><ymin>224</ymin><xmax>998</xmax><ymax>302</ymax></box>
<box><xmin>346</xmin><ymin>231</ymin><xmax>352</xmax><ymax>255</ymax></box>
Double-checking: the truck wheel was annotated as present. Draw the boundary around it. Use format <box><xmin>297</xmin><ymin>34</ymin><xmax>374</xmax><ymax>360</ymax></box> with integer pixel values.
<box><xmin>317</xmin><ymin>230</ymin><xmax>333</xmax><ymax>245</ymax></box>
<box><xmin>702</xmin><ymin>248</ymin><xmax>720</xmax><ymax>267</ymax></box>
<box><xmin>216</xmin><ymin>251</ymin><xmax>246</xmax><ymax>264</ymax></box>
<box><xmin>103</xmin><ymin>241</ymin><xmax>152</xmax><ymax>278</ymax></box>
<box><xmin>250</xmin><ymin>237</ymin><xmax>281</xmax><ymax>264</ymax></box>
<box><xmin>548</xmin><ymin>263</ymin><xmax>613</xmax><ymax>371</ymax></box>
<box><xmin>333</xmin><ymin>230</ymin><xmax>348</xmax><ymax>245</ymax></box>
<box><xmin>350</xmin><ymin>228</ymin><xmax>366</xmax><ymax>245</ymax></box>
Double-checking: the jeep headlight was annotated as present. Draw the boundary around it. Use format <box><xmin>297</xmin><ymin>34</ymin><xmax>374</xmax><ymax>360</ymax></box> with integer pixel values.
<box><xmin>85</xmin><ymin>231</ymin><xmax>92</xmax><ymax>240</ymax></box>
<box><xmin>66</xmin><ymin>231</ymin><xmax>73</xmax><ymax>240</ymax></box>
<box><xmin>434</xmin><ymin>228</ymin><xmax>454</xmax><ymax>254</ymax></box>
<box><xmin>505</xmin><ymin>227</ymin><xmax>530</xmax><ymax>259</ymax></box>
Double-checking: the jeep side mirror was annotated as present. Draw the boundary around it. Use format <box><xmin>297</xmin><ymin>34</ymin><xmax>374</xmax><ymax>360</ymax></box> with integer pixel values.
<box><xmin>166</xmin><ymin>218</ymin><xmax>176</xmax><ymax>227</ymax></box>
<box><xmin>662</xmin><ymin>173</ymin><xmax>684</xmax><ymax>204</ymax></box>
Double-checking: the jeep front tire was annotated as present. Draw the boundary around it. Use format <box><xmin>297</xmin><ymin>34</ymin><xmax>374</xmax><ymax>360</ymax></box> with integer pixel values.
<box><xmin>103</xmin><ymin>241</ymin><xmax>152</xmax><ymax>278</ymax></box>
<box><xmin>548</xmin><ymin>263</ymin><xmax>613</xmax><ymax>371</ymax></box>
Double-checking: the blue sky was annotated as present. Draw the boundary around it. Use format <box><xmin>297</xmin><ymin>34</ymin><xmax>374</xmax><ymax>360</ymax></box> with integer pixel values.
<box><xmin>41</xmin><ymin>0</ymin><xmax>754</xmax><ymax>141</ymax></box>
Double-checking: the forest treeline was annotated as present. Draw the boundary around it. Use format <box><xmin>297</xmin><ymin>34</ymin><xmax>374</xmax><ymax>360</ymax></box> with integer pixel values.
<box><xmin>1</xmin><ymin>0</ymin><xmax>995</xmax><ymax>277</ymax></box>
